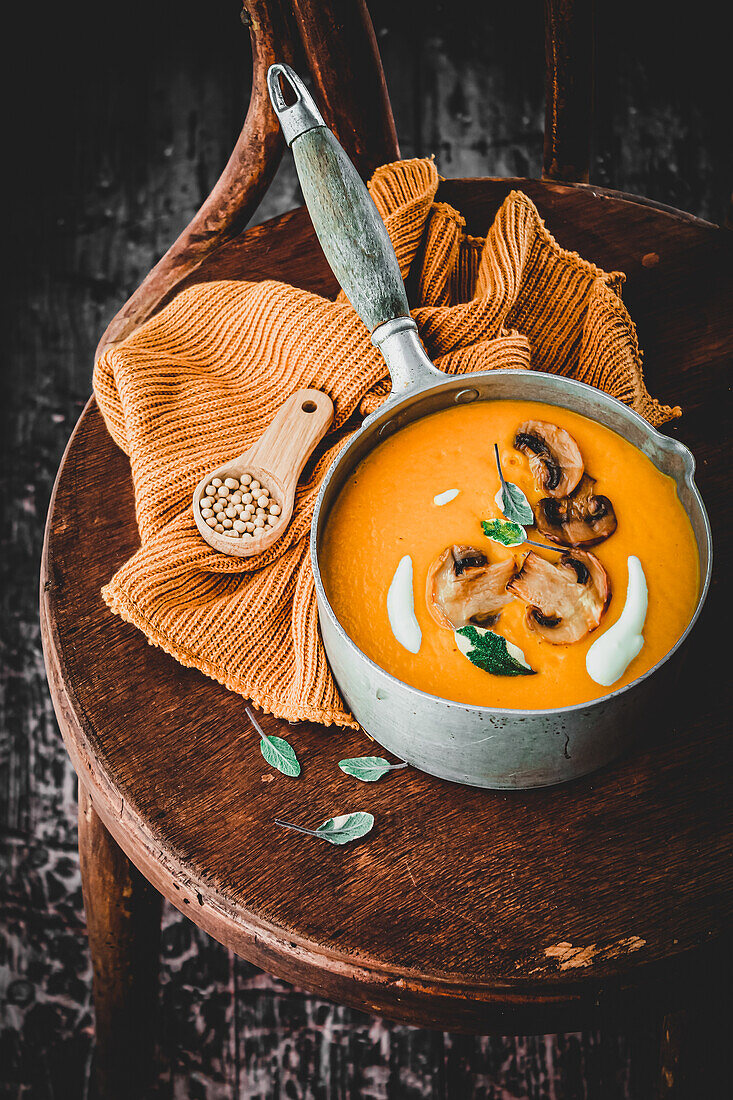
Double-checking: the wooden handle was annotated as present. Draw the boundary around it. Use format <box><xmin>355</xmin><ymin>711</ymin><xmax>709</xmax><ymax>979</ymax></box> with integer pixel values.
<box><xmin>268</xmin><ymin>65</ymin><xmax>410</xmax><ymax>333</ymax></box>
<box><xmin>245</xmin><ymin>388</ymin><xmax>334</xmax><ymax>494</ymax></box>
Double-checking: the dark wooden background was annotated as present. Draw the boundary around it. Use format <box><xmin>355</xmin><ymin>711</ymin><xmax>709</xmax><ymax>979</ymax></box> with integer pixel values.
<box><xmin>1</xmin><ymin>1</ymin><xmax>729</xmax><ymax>1097</ymax></box>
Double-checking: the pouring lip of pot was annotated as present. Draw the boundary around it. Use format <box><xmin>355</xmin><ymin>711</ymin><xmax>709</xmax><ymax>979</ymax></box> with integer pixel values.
<box><xmin>310</xmin><ymin>369</ymin><xmax>713</xmax><ymax>722</ymax></box>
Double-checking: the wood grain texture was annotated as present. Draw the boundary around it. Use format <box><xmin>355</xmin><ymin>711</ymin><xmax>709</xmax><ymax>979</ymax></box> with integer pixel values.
<box><xmin>543</xmin><ymin>0</ymin><xmax>594</xmax><ymax>182</ymax></box>
<box><xmin>290</xmin><ymin>0</ymin><xmax>400</xmax><ymax>179</ymax></box>
<box><xmin>78</xmin><ymin>784</ymin><xmax>162</xmax><ymax>1099</ymax></box>
<box><xmin>40</xmin><ymin>184</ymin><xmax>732</xmax><ymax>1039</ymax></box>
<box><xmin>95</xmin><ymin>0</ymin><xmax>296</xmax><ymax>359</ymax></box>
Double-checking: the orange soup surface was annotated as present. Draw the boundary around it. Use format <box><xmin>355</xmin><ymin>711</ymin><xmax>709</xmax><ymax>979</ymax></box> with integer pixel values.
<box><xmin>320</xmin><ymin>400</ymin><xmax>699</xmax><ymax>709</ymax></box>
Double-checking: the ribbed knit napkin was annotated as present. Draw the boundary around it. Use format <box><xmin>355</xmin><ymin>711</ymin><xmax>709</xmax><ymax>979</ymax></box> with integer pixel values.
<box><xmin>93</xmin><ymin>158</ymin><xmax>679</xmax><ymax>727</ymax></box>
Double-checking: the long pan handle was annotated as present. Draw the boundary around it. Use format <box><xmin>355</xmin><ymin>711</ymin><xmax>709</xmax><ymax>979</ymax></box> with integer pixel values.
<box><xmin>267</xmin><ymin>63</ymin><xmax>410</xmax><ymax>334</ymax></box>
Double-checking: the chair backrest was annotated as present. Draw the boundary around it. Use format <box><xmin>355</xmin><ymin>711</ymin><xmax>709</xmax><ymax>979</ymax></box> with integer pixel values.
<box><xmin>97</xmin><ymin>0</ymin><xmax>591</xmax><ymax>357</ymax></box>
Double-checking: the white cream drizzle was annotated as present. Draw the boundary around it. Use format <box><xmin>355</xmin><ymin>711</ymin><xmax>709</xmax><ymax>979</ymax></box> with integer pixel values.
<box><xmin>386</xmin><ymin>555</ymin><xmax>422</xmax><ymax>654</ymax></box>
<box><xmin>586</xmin><ymin>556</ymin><xmax>648</xmax><ymax>687</ymax></box>
<box><xmin>433</xmin><ymin>488</ymin><xmax>460</xmax><ymax>506</ymax></box>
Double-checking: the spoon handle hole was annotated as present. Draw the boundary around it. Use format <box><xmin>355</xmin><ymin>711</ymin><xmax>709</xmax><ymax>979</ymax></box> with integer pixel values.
<box><xmin>301</xmin><ymin>400</ymin><xmax>317</xmax><ymax>413</ymax></box>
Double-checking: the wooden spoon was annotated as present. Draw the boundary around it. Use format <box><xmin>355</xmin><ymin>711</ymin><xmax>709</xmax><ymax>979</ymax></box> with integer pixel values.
<box><xmin>193</xmin><ymin>388</ymin><xmax>334</xmax><ymax>558</ymax></box>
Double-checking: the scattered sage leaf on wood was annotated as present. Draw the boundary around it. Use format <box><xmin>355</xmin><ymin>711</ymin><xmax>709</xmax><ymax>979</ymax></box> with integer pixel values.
<box><xmin>481</xmin><ymin>518</ymin><xmax>527</xmax><ymax>547</ymax></box>
<box><xmin>455</xmin><ymin>624</ymin><xmax>536</xmax><ymax>676</ymax></box>
<box><xmin>494</xmin><ymin>443</ymin><xmax>535</xmax><ymax>525</ymax></box>
<box><xmin>275</xmin><ymin>811</ymin><xmax>375</xmax><ymax>845</ymax></box>
<box><xmin>260</xmin><ymin>735</ymin><xmax>301</xmax><ymax>777</ymax></box>
<box><xmin>338</xmin><ymin>757</ymin><xmax>408</xmax><ymax>782</ymax></box>
<box><xmin>246</xmin><ymin>706</ymin><xmax>301</xmax><ymax>777</ymax></box>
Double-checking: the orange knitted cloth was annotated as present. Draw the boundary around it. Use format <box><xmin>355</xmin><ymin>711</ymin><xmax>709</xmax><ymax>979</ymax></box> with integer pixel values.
<box><xmin>94</xmin><ymin>158</ymin><xmax>679</xmax><ymax>728</ymax></box>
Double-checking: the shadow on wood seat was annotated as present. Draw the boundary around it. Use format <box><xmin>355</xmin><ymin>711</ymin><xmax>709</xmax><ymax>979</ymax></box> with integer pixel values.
<box><xmin>40</xmin><ymin>2</ymin><xmax>732</xmax><ymax>1099</ymax></box>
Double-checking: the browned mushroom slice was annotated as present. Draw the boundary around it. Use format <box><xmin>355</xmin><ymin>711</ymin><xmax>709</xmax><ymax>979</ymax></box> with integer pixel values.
<box><xmin>514</xmin><ymin>421</ymin><xmax>584</xmax><ymax>497</ymax></box>
<box><xmin>507</xmin><ymin>550</ymin><xmax>611</xmax><ymax>644</ymax></box>
<box><xmin>535</xmin><ymin>474</ymin><xmax>617</xmax><ymax>548</ymax></box>
<box><xmin>427</xmin><ymin>545</ymin><xmax>515</xmax><ymax>630</ymax></box>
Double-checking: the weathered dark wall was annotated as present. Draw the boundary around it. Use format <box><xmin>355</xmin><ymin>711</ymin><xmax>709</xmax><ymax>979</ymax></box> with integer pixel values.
<box><xmin>1</xmin><ymin>1</ymin><xmax>728</xmax><ymax>1096</ymax></box>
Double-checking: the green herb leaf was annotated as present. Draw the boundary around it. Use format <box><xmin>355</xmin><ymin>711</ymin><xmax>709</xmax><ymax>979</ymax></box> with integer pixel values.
<box><xmin>246</xmin><ymin>706</ymin><xmax>301</xmax><ymax>777</ymax></box>
<box><xmin>275</xmin><ymin>811</ymin><xmax>375</xmax><ymax>845</ymax></box>
<box><xmin>481</xmin><ymin>518</ymin><xmax>527</xmax><ymax>547</ymax></box>
<box><xmin>316</xmin><ymin>811</ymin><xmax>375</xmax><ymax>844</ymax></box>
<box><xmin>260</xmin><ymin>735</ymin><xmax>301</xmax><ymax>776</ymax></box>
<box><xmin>455</xmin><ymin>624</ymin><xmax>536</xmax><ymax>676</ymax></box>
<box><xmin>496</xmin><ymin>481</ymin><xmax>535</xmax><ymax>525</ymax></box>
<box><xmin>338</xmin><ymin>757</ymin><xmax>408</xmax><ymax>782</ymax></box>
<box><xmin>493</xmin><ymin>443</ymin><xmax>535</xmax><ymax>525</ymax></box>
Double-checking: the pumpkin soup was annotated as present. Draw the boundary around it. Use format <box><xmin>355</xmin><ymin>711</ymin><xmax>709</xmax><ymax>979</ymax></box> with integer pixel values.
<box><xmin>320</xmin><ymin>400</ymin><xmax>699</xmax><ymax>709</ymax></box>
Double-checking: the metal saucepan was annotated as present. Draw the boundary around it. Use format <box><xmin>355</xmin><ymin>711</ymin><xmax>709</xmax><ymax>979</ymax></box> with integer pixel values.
<box><xmin>267</xmin><ymin>64</ymin><xmax>712</xmax><ymax>789</ymax></box>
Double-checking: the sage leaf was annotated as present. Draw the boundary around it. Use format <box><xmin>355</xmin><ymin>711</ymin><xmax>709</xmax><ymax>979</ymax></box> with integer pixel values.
<box><xmin>481</xmin><ymin>518</ymin><xmax>526</xmax><ymax>547</ymax></box>
<box><xmin>494</xmin><ymin>443</ymin><xmax>535</xmax><ymax>525</ymax></box>
<box><xmin>338</xmin><ymin>756</ymin><xmax>408</xmax><ymax>782</ymax></box>
<box><xmin>455</xmin><ymin>624</ymin><xmax>536</xmax><ymax>676</ymax></box>
<box><xmin>260</xmin><ymin>735</ymin><xmax>301</xmax><ymax>777</ymax></box>
<box><xmin>496</xmin><ymin>481</ymin><xmax>535</xmax><ymax>525</ymax></box>
<box><xmin>275</xmin><ymin>811</ymin><xmax>375</xmax><ymax>845</ymax></box>
<box><xmin>246</xmin><ymin>706</ymin><xmax>301</xmax><ymax>777</ymax></box>
<box><xmin>316</xmin><ymin>811</ymin><xmax>375</xmax><ymax>844</ymax></box>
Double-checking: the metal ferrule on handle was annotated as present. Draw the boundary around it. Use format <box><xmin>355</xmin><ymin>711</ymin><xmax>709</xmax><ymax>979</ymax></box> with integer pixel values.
<box><xmin>267</xmin><ymin>63</ymin><xmax>441</xmax><ymax>395</ymax></box>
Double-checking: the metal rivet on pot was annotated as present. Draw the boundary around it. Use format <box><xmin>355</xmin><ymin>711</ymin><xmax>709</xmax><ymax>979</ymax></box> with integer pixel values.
<box><xmin>454</xmin><ymin>388</ymin><xmax>479</xmax><ymax>404</ymax></box>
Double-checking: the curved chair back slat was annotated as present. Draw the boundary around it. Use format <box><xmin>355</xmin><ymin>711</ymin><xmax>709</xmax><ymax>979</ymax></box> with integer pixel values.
<box><xmin>97</xmin><ymin>0</ymin><xmax>297</xmax><ymax>358</ymax></box>
<box><xmin>543</xmin><ymin>0</ymin><xmax>594</xmax><ymax>183</ymax></box>
<box><xmin>290</xmin><ymin>0</ymin><xmax>399</xmax><ymax>178</ymax></box>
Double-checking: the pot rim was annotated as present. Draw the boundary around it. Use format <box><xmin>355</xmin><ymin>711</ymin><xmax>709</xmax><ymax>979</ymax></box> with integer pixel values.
<box><xmin>310</xmin><ymin>369</ymin><xmax>713</xmax><ymax>720</ymax></box>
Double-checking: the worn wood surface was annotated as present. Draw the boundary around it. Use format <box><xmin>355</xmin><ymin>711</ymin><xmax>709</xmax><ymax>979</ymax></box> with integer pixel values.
<box><xmin>290</xmin><ymin>0</ymin><xmax>400</xmax><ymax>178</ymax></box>
<box><xmin>95</xmin><ymin>0</ymin><xmax>296</xmax><ymax>357</ymax></box>
<box><xmin>2</xmin><ymin>0</ymin><xmax>730</xmax><ymax>1095</ymax></box>
<box><xmin>78</xmin><ymin>784</ymin><xmax>162</xmax><ymax>1099</ymax></box>
<box><xmin>543</xmin><ymin>0</ymin><xmax>594</xmax><ymax>182</ymax></box>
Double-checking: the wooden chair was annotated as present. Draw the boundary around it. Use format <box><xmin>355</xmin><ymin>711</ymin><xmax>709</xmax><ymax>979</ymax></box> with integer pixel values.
<box><xmin>41</xmin><ymin>1</ymin><xmax>732</xmax><ymax>1096</ymax></box>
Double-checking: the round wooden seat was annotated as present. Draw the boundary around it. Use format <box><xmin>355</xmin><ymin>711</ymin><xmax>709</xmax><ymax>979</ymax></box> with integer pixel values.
<box><xmin>41</xmin><ymin>180</ymin><xmax>732</xmax><ymax>1037</ymax></box>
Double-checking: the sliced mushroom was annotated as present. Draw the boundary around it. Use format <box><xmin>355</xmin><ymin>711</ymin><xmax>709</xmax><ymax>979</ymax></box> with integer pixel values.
<box><xmin>507</xmin><ymin>550</ymin><xmax>611</xmax><ymax>644</ymax></box>
<box><xmin>427</xmin><ymin>545</ymin><xmax>515</xmax><ymax>630</ymax></box>
<box><xmin>535</xmin><ymin>474</ymin><xmax>617</xmax><ymax>548</ymax></box>
<box><xmin>514</xmin><ymin>421</ymin><xmax>584</xmax><ymax>497</ymax></box>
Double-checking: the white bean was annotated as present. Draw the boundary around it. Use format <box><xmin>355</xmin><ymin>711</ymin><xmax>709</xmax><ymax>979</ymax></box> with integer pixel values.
<box><xmin>254</xmin><ymin>516</ymin><xmax>265</xmax><ymax>528</ymax></box>
<box><xmin>213</xmin><ymin>501</ymin><xmax>225</xmax><ymax>513</ymax></box>
<box><xmin>217</xmin><ymin>485</ymin><xmax>229</xmax><ymax>498</ymax></box>
<box><xmin>225</xmin><ymin>506</ymin><xmax>237</xmax><ymax>519</ymax></box>
<box><xmin>200</xmin><ymin>507</ymin><xmax>214</xmax><ymax>519</ymax></box>
<box><xmin>239</xmin><ymin>473</ymin><xmax>252</xmax><ymax>486</ymax></box>
<box><xmin>211</xmin><ymin>478</ymin><xmax>223</xmax><ymax>488</ymax></box>
<box><xmin>224</xmin><ymin>477</ymin><xmax>239</xmax><ymax>490</ymax></box>
<box><xmin>230</xmin><ymin>492</ymin><xmax>242</xmax><ymax>504</ymax></box>
<box><xmin>257</xmin><ymin>495</ymin><xmax>269</xmax><ymax>509</ymax></box>
<box><xmin>215</xmin><ymin>523</ymin><xmax>224</xmax><ymax>532</ymax></box>
<box><xmin>269</xmin><ymin>504</ymin><xmax>281</xmax><ymax>516</ymax></box>
<box><xmin>249</xmin><ymin>481</ymin><xmax>261</xmax><ymax>494</ymax></box>
<box><xmin>205</xmin><ymin>517</ymin><xmax>217</xmax><ymax>528</ymax></box>
<box><xmin>267</xmin><ymin>514</ymin><xmax>278</xmax><ymax>526</ymax></box>
<box><xmin>233</xmin><ymin>520</ymin><xmax>246</xmax><ymax>533</ymax></box>
<box><xmin>241</xmin><ymin>493</ymin><xmax>253</xmax><ymax>505</ymax></box>
<box><xmin>205</xmin><ymin>485</ymin><xmax>216</xmax><ymax>497</ymax></box>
